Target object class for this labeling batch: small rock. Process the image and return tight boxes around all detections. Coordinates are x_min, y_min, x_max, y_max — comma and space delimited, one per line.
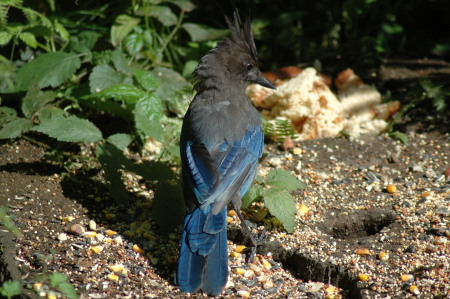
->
113, 235, 123, 245
70, 224, 85, 235
88, 220, 97, 231
96, 233, 105, 242
425, 169, 436, 178
445, 167, 450, 178
57, 233, 68, 241
309, 282, 325, 291
436, 207, 450, 215
412, 164, 424, 172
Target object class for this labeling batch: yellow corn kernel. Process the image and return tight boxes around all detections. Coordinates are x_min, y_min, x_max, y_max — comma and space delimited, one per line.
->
135, 227, 145, 235
123, 230, 135, 238
83, 231, 97, 238
386, 184, 397, 193
90, 246, 104, 254
132, 244, 144, 254
105, 213, 115, 219
143, 232, 155, 240
233, 268, 246, 275
355, 248, 370, 255
237, 290, 250, 298
261, 258, 272, 269
235, 245, 246, 253
228, 210, 237, 217
378, 252, 389, 261
105, 230, 117, 236
108, 274, 119, 282
297, 204, 309, 216
409, 285, 420, 295
400, 274, 414, 282
358, 274, 369, 281
109, 264, 124, 272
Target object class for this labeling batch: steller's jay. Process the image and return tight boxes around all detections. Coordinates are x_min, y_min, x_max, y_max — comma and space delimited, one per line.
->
176, 11, 276, 296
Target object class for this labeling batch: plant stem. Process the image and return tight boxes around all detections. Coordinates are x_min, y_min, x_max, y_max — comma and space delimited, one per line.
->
159, 9, 185, 55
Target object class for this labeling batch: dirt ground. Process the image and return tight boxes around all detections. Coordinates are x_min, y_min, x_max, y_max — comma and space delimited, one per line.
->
1, 61, 450, 299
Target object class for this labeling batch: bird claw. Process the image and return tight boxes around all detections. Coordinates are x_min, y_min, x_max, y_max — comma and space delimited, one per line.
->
243, 227, 266, 263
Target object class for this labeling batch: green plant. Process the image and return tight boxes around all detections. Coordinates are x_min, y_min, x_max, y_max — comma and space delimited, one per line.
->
262, 117, 298, 142
48, 272, 78, 299
242, 168, 305, 233
0, 280, 21, 299
0, 1, 306, 236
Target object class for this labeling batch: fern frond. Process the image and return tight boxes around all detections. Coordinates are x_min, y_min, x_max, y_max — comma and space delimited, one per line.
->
21, 6, 52, 28
263, 117, 298, 142
0, 0, 23, 27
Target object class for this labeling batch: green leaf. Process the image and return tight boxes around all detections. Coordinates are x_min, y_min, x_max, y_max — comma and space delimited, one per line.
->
0, 106, 17, 125
111, 14, 140, 47
388, 131, 408, 144
0, 206, 22, 237
78, 97, 130, 119
88, 84, 144, 104
264, 168, 305, 191
70, 31, 100, 52
18, 32, 37, 48
22, 82, 56, 118
164, 0, 196, 12
0, 31, 14, 45
134, 69, 159, 93
152, 182, 185, 235
264, 187, 297, 233
0, 279, 22, 297
49, 272, 67, 286
33, 116, 103, 143
0, 118, 33, 139
112, 50, 133, 75
106, 133, 133, 150
241, 185, 264, 209
89, 64, 126, 93
124, 33, 143, 55
182, 23, 229, 42
54, 19, 69, 41
96, 143, 130, 205
151, 67, 191, 115
38, 106, 66, 123
146, 6, 177, 26
133, 94, 164, 141
15, 52, 81, 91
49, 272, 78, 299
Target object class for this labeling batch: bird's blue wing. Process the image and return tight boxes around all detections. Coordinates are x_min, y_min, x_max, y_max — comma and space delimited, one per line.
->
182, 125, 263, 211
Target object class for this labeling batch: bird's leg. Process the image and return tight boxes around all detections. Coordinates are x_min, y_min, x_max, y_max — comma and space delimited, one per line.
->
231, 201, 266, 262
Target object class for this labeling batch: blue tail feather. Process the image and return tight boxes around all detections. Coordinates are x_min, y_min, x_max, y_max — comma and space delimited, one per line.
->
177, 207, 228, 295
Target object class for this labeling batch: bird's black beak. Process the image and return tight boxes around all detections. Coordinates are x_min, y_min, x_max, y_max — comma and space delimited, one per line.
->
252, 74, 276, 90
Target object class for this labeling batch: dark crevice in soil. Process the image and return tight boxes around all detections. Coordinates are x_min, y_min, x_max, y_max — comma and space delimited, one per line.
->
316, 208, 396, 240
229, 208, 397, 299
0, 232, 38, 299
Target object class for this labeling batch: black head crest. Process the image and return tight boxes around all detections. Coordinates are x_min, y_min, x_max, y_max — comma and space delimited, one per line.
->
225, 11, 258, 59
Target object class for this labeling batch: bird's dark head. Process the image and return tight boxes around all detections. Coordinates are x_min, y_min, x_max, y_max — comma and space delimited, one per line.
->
193, 11, 275, 92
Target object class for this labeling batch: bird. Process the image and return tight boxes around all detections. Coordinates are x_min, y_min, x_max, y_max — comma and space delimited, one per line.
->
176, 11, 276, 296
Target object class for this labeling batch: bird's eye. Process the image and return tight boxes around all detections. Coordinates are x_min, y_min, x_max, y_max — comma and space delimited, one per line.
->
246, 63, 253, 71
